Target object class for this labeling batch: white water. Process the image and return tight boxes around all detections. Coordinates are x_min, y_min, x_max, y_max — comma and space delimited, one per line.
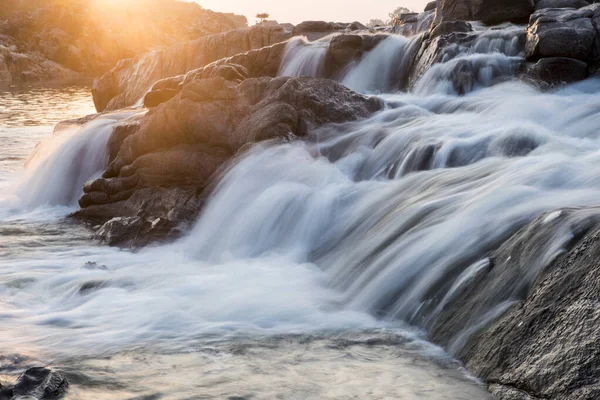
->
341, 35, 421, 93
1, 23, 598, 399
278, 36, 330, 78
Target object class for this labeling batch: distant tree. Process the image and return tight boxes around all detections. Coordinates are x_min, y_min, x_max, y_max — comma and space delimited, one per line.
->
367, 19, 385, 28
256, 13, 269, 24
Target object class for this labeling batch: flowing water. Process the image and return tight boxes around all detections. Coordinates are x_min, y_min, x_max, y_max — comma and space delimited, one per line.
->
0, 83, 492, 398
2, 25, 600, 399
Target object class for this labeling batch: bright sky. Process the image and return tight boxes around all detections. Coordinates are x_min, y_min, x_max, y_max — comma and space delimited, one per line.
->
194, 0, 431, 25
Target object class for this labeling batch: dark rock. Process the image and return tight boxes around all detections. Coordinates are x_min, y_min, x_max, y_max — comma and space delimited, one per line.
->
0, 367, 68, 399
525, 7, 599, 62
430, 21, 473, 39
527, 56, 589, 83
435, 0, 534, 25
535, 0, 590, 10
424, 207, 600, 399
425, 0, 438, 11
93, 216, 178, 248
143, 89, 179, 108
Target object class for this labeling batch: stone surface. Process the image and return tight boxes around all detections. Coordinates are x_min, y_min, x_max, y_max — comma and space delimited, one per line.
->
525, 6, 600, 62
423, 207, 600, 400
435, 0, 534, 25
0, 367, 68, 399
527, 56, 589, 83
325, 34, 389, 76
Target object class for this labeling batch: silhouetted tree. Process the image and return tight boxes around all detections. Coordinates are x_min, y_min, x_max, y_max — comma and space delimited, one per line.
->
256, 13, 269, 24
389, 6, 412, 20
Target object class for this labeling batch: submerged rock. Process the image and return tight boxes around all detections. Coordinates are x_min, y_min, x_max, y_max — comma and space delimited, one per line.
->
527, 56, 589, 83
0, 367, 68, 399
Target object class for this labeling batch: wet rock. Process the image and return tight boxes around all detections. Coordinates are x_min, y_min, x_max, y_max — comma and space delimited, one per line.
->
527, 56, 589, 83
422, 207, 600, 399
77, 76, 381, 242
0, 367, 69, 399
435, 0, 534, 26
430, 21, 473, 39
525, 7, 599, 62
93, 216, 178, 248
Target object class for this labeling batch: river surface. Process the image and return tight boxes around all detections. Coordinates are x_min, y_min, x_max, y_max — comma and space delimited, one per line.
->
0, 83, 492, 399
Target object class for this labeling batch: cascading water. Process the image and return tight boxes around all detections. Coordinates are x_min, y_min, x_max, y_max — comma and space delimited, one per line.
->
14, 111, 137, 210
341, 35, 422, 93
278, 36, 331, 78
2, 21, 599, 400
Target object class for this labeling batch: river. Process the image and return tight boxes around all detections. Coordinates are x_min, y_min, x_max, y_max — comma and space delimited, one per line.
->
0, 83, 492, 399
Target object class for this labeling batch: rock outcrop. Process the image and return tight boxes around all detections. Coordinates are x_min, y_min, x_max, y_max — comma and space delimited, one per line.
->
0, 367, 68, 399
77, 74, 381, 246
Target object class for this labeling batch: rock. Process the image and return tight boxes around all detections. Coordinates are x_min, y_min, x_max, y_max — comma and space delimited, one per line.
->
143, 89, 179, 108
423, 207, 600, 399
525, 7, 599, 62
292, 21, 365, 40
92, 24, 295, 112
0, 367, 69, 399
527, 56, 589, 83
535, 0, 590, 10
76, 75, 382, 240
430, 21, 473, 39
93, 216, 178, 248
425, 0, 438, 11
435, 0, 534, 25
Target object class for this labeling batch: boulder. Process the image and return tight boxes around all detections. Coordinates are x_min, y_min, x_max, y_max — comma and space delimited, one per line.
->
0, 367, 68, 399
77, 75, 382, 242
525, 7, 599, 61
435, 0, 534, 25
527, 56, 589, 83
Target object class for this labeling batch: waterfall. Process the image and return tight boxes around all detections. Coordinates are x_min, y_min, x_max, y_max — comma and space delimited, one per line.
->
181, 78, 600, 345
17, 111, 137, 209
341, 35, 422, 94
278, 36, 331, 78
